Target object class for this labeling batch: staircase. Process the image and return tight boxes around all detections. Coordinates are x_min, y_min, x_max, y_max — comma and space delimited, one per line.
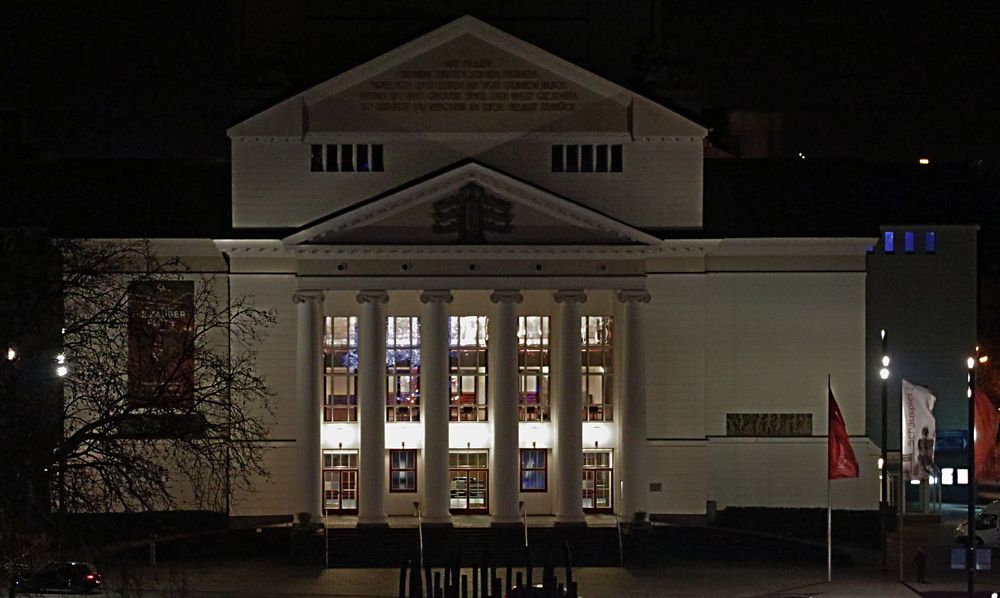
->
320, 526, 620, 568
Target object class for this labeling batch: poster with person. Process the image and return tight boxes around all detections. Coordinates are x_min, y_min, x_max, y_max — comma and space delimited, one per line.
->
902, 379, 937, 481
127, 280, 195, 407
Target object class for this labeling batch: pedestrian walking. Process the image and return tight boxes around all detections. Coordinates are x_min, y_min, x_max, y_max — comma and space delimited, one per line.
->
914, 546, 928, 583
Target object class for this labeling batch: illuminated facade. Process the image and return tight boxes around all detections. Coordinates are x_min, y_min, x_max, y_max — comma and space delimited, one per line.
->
193, 17, 878, 524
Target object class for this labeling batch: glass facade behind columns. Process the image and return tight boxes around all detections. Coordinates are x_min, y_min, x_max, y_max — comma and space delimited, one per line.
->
518, 316, 550, 421
582, 316, 613, 421
324, 317, 359, 422
386, 316, 420, 422
449, 316, 488, 421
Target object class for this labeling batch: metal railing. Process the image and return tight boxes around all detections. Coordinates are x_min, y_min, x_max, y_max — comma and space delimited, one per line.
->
413, 502, 424, 572
520, 501, 529, 549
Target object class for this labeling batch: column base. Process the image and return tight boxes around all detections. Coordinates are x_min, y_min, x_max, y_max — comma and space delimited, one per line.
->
490, 519, 523, 528
554, 519, 588, 528
421, 520, 454, 528
356, 521, 390, 529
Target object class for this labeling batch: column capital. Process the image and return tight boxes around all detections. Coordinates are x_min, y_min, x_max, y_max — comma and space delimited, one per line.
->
554, 290, 588, 304
489, 290, 523, 304
617, 289, 651, 304
420, 290, 454, 304
356, 290, 389, 305
292, 290, 325, 304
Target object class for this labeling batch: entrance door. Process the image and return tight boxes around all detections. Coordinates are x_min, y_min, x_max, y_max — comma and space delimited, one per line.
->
449, 450, 489, 513
323, 449, 359, 514
583, 450, 613, 513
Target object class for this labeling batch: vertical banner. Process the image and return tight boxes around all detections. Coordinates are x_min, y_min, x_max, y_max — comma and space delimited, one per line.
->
901, 379, 937, 481
128, 281, 195, 407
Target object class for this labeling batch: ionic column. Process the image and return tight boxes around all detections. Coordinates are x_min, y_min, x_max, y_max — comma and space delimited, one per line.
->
617, 289, 651, 520
420, 290, 453, 526
554, 290, 587, 526
293, 291, 325, 520
357, 290, 389, 526
489, 290, 523, 526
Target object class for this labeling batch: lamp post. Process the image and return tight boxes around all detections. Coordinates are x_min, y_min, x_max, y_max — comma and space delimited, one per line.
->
967, 353, 978, 597
879, 330, 890, 572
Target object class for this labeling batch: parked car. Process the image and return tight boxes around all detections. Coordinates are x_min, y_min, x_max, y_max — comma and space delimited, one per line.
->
14, 561, 103, 594
954, 501, 1000, 547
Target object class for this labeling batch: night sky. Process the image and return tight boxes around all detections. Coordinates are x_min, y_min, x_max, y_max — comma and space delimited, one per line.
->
3, 2, 999, 163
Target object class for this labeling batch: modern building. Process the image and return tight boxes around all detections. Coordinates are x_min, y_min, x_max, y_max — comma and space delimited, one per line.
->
143, 16, 879, 525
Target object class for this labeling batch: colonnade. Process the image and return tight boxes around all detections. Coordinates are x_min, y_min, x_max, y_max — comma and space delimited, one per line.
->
293, 288, 650, 526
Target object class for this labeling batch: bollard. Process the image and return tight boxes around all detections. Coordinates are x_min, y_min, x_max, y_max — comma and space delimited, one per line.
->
505, 563, 512, 595
149, 533, 157, 566
472, 566, 479, 598
490, 577, 501, 598
461, 573, 469, 598
568, 580, 578, 598
425, 566, 433, 598
516, 571, 523, 588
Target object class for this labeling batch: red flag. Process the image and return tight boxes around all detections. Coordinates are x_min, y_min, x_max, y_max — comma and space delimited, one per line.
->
829, 385, 860, 479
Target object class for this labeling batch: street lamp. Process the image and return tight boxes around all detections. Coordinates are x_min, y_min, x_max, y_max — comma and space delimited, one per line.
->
967, 353, 978, 597
879, 329, 890, 572
6, 347, 15, 361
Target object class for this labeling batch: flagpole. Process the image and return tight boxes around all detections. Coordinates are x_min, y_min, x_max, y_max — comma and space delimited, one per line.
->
827, 374, 833, 583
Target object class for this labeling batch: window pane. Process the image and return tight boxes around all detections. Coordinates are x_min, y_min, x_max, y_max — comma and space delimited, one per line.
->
566, 145, 579, 172
610, 145, 623, 172
357, 144, 370, 172
521, 470, 546, 491
925, 231, 936, 253
581, 144, 594, 172
596, 144, 608, 172
372, 144, 384, 171
341, 144, 354, 172
311, 145, 324, 172
904, 231, 915, 253
325, 144, 339, 172
884, 231, 894, 253
551, 145, 564, 172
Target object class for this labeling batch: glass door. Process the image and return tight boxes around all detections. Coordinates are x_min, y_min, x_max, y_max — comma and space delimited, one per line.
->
583, 450, 613, 513
323, 449, 359, 514
449, 450, 489, 513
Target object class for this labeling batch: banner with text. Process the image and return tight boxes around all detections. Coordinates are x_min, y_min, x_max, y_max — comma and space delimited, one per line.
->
127, 281, 195, 407
902, 378, 937, 481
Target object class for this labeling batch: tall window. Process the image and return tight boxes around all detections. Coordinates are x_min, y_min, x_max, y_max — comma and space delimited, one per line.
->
518, 316, 550, 421
324, 317, 358, 422
387, 317, 420, 422
309, 143, 385, 172
582, 316, 613, 421
520, 448, 547, 492
389, 449, 417, 492
449, 316, 488, 422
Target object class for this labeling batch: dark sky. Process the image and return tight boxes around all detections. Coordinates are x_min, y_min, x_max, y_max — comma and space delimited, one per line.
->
2, 2, 999, 162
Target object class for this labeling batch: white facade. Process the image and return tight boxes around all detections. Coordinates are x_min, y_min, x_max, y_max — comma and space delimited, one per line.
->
189, 17, 878, 521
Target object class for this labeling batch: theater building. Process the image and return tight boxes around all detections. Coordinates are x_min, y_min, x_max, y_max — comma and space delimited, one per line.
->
196, 16, 878, 525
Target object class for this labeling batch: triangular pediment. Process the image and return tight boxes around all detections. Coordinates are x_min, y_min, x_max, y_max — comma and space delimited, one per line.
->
283, 162, 662, 246
229, 16, 705, 137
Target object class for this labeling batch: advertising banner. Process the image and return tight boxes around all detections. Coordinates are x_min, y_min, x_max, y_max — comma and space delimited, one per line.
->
975, 388, 1000, 482
902, 378, 937, 481
127, 281, 195, 407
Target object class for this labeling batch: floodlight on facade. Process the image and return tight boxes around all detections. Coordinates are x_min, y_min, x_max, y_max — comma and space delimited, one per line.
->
56, 353, 66, 364
6, 347, 14, 361
56, 365, 68, 378
882, 355, 890, 367
880, 368, 890, 380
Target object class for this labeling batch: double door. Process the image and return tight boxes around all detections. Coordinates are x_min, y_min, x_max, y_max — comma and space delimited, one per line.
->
449, 450, 489, 513
323, 449, 358, 514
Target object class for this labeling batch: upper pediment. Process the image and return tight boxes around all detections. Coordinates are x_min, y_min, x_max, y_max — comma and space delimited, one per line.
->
283, 161, 662, 246
229, 16, 705, 138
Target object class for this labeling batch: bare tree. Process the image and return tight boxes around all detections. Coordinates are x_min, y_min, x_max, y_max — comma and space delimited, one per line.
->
1, 233, 275, 569
54, 238, 275, 513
